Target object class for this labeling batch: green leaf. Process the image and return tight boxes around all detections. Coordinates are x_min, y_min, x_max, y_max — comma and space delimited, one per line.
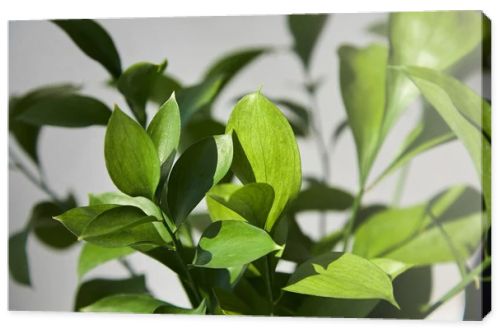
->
338, 44, 388, 186
52, 19, 122, 79
297, 297, 379, 318
177, 77, 224, 125
401, 66, 491, 221
206, 183, 244, 222
146, 93, 181, 164
117, 60, 167, 126
288, 14, 329, 69
227, 92, 301, 231
54, 204, 117, 236
180, 116, 225, 152
165, 134, 233, 226
74, 276, 148, 311
370, 258, 412, 280
30, 201, 76, 249
383, 11, 482, 137
104, 106, 160, 199
208, 183, 275, 228
81, 294, 166, 313
281, 217, 313, 263
385, 213, 483, 266
78, 243, 134, 279
290, 182, 353, 213
88, 192, 162, 220
149, 73, 182, 105
204, 48, 268, 90
9, 228, 31, 286
193, 220, 282, 268
284, 252, 397, 307
155, 299, 207, 315
14, 94, 111, 127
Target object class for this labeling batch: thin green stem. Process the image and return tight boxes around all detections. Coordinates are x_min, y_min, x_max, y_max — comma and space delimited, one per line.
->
392, 162, 411, 206
421, 257, 490, 316
342, 189, 364, 252
119, 258, 137, 277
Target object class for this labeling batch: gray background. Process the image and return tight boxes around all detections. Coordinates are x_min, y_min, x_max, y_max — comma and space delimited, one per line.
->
9, 13, 482, 319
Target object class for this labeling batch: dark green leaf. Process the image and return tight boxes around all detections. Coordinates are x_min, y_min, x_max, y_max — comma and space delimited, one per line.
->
177, 77, 224, 125
9, 228, 31, 286
180, 116, 225, 152
288, 14, 329, 69
30, 201, 76, 249
146, 93, 181, 164
193, 220, 282, 268
284, 252, 397, 307
117, 60, 167, 125
290, 182, 353, 213
338, 44, 388, 186
53, 19, 122, 79
74, 276, 148, 311
149, 73, 182, 105
154, 299, 207, 315
14, 94, 111, 127
78, 243, 134, 279
104, 106, 160, 199
227, 92, 301, 231
281, 217, 313, 263
165, 134, 233, 226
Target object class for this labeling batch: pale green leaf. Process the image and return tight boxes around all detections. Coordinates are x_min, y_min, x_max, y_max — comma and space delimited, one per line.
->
146, 93, 181, 164
206, 183, 245, 222
165, 134, 233, 226
284, 252, 397, 307
81, 294, 165, 313
78, 243, 134, 279
193, 220, 282, 268
227, 92, 301, 231
104, 106, 160, 199
370, 258, 412, 280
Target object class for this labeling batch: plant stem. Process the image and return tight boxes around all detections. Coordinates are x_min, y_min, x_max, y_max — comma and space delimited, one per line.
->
421, 257, 490, 316
392, 162, 411, 206
342, 188, 364, 252
160, 215, 201, 306
119, 258, 137, 277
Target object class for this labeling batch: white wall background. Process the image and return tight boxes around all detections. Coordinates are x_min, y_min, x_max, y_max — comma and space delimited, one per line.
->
8, 13, 482, 319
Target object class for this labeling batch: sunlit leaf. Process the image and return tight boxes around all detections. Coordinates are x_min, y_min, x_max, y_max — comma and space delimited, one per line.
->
370, 258, 412, 280
206, 183, 244, 222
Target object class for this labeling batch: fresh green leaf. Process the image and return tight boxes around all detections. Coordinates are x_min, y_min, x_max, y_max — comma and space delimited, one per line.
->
78, 243, 134, 279
74, 276, 148, 311
227, 92, 301, 231
290, 182, 353, 213
88, 192, 162, 220
209, 183, 275, 228
55, 204, 118, 236
14, 94, 111, 127
288, 14, 329, 69
53, 19, 122, 78
193, 220, 282, 268
401, 66, 491, 221
284, 252, 397, 307
117, 60, 167, 125
206, 183, 245, 222
81, 294, 165, 313
147, 93, 181, 164
338, 44, 388, 186
9, 228, 31, 286
165, 134, 233, 226
370, 258, 412, 280
104, 106, 160, 199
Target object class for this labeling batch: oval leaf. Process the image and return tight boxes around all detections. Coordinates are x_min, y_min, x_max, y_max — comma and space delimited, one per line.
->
288, 14, 329, 69
78, 243, 134, 279
193, 220, 282, 268
105, 106, 160, 199
227, 92, 301, 230
284, 252, 397, 307
165, 134, 233, 226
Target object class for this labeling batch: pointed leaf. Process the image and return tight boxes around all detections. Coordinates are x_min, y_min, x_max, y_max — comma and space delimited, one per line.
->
78, 243, 134, 279
206, 183, 244, 222
165, 134, 233, 226
338, 44, 388, 185
288, 14, 329, 69
117, 61, 167, 125
284, 252, 397, 306
227, 92, 301, 230
177, 77, 224, 125
52, 19, 122, 78
104, 106, 160, 199
88, 192, 162, 220
290, 182, 353, 213
193, 220, 282, 268
55, 204, 118, 236
146, 93, 181, 164
30, 201, 76, 249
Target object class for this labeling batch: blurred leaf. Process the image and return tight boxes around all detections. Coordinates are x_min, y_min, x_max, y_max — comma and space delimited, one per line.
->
282, 217, 313, 263
193, 220, 282, 268
14, 94, 111, 127
8, 228, 31, 286
78, 243, 134, 279
74, 276, 148, 311
104, 106, 160, 199
149, 73, 182, 105
401, 66, 491, 222
9, 122, 40, 165
117, 60, 167, 125
297, 297, 379, 318
284, 252, 397, 307
331, 119, 349, 144
165, 134, 233, 226
53, 19, 122, 79
275, 99, 310, 136
290, 182, 353, 213
177, 77, 224, 125
338, 44, 388, 186
370, 258, 412, 280
204, 48, 268, 90
227, 92, 301, 231
209, 183, 275, 228
30, 201, 76, 249
367, 20, 388, 37
383, 11, 482, 137
288, 14, 329, 69
147, 93, 181, 164
82, 294, 167, 313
